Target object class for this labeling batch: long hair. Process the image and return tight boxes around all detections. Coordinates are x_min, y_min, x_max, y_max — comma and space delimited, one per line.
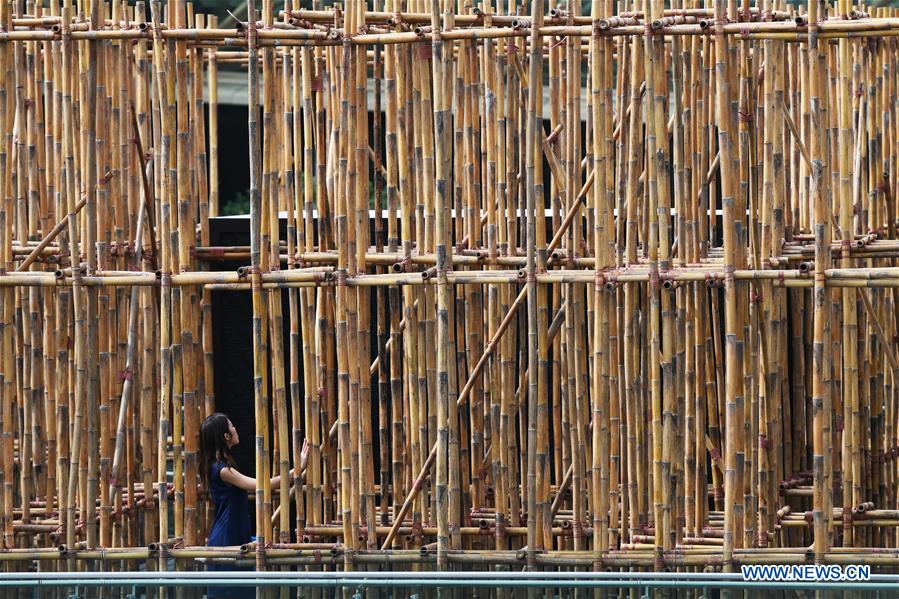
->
200, 412, 236, 487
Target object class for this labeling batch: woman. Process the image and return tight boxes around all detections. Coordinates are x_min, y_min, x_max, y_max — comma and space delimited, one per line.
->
200, 413, 307, 598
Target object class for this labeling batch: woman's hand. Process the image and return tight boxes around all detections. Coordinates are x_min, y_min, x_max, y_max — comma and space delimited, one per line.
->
300, 439, 309, 474
263, 440, 310, 489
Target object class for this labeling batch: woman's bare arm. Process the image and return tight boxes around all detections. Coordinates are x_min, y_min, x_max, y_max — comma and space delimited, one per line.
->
219, 466, 258, 492
220, 440, 309, 492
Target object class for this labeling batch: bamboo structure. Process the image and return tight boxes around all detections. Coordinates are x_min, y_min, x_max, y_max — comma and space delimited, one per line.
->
7, 0, 899, 594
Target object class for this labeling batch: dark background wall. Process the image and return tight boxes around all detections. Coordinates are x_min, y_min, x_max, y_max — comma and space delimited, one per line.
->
209, 217, 298, 480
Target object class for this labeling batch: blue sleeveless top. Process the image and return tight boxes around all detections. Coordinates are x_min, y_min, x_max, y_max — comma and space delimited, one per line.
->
206, 461, 254, 599
207, 461, 251, 547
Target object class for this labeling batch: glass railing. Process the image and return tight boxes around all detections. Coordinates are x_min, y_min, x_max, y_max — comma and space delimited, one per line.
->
1, 571, 896, 597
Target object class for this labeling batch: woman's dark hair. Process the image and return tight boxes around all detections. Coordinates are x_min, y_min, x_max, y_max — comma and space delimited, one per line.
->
200, 412, 236, 487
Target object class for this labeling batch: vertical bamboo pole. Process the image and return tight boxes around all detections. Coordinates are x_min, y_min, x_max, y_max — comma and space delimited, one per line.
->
431, 0, 453, 570
81, 0, 101, 552
0, 0, 14, 553
713, 0, 743, 571
335, 3, 356, 571
590, 0, 614, 562
643, 0, 663, 563
809, 0, 833, 563
245, 0, 268, 581
524, 0, 543, 572
623, 2, 644, 540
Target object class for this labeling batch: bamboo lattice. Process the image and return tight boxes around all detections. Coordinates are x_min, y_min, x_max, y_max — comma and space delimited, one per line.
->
2, 0, 899, 588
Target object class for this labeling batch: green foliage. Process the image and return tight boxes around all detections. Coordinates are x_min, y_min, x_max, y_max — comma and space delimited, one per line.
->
186, 0, 899, 18
190, 0, 332, 21
221, 189, 250, 216
189, 0, 242, 19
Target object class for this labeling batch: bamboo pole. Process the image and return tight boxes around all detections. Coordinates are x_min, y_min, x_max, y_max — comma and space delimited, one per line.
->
808, 0, 834, 563
430, 0, 452, 570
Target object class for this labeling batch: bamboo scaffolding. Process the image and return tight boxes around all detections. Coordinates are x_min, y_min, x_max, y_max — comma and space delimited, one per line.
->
5, 1, 899, 590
